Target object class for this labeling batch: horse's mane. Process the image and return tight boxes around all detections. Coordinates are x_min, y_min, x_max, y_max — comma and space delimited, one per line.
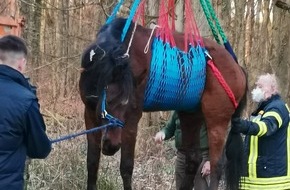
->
81, 18, 134, 105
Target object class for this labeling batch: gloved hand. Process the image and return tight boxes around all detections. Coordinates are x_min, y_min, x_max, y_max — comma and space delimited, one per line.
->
154, 131, 165, 143
231, 118, 250, 134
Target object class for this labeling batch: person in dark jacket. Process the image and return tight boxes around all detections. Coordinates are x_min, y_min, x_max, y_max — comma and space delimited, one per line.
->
232, 73, 290, 189
154, 111, 210, 190
0, 35, 52, 190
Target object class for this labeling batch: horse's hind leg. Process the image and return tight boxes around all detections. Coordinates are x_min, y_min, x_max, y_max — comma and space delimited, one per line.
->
120, 111, 142, 190
202, 99, 233, 190
178, 111, 203, 190
205, 119, 229, 190
85, 107, 102, 190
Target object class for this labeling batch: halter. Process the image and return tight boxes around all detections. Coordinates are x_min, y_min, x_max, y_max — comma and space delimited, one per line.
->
101, 88, 124, 128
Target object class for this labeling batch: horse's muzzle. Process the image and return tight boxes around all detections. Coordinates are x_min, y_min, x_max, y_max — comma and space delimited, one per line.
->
102, 138, 121, 156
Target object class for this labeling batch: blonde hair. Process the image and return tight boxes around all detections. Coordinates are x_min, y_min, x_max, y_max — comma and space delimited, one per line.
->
256, 73, 280, 99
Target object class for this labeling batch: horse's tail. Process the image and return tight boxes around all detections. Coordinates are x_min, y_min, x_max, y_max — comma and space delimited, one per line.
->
225, 67, 248, 190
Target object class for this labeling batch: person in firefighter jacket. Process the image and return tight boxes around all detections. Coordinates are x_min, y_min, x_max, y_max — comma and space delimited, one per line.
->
232, 73, 290, 190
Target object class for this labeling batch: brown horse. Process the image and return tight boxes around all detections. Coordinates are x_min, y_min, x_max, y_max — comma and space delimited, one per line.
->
79, 18, 247, 190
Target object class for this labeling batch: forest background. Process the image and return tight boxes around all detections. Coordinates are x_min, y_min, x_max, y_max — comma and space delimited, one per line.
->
1, 0, 290, 189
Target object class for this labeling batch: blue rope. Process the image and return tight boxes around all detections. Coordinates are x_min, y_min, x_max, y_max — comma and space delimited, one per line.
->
100, 90, 124, 127
51, 123, 113, 144
101, 90, 106, 115
121, 0, 141, 41
51, 89, 124, 144
106, 0, 125, 24
51, 116, 124, 144
104, 113, 125, 127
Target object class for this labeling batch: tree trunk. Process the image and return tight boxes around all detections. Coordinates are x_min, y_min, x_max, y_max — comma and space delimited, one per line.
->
175, 0, 184, 32
271, 2, 290, 100
20, 0, 42, 81
244, 0, 254, 68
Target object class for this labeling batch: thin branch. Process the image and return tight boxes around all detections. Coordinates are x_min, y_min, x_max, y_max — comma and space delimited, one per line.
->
25, 54, 81, 73
19, 0, 101, 11
99, 0, 114, 18
44, 109, 66, 129
0, 2, 9, 14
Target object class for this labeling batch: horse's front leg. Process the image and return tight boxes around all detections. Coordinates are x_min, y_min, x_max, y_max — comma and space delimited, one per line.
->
120, 131, 136, 190
179, 112, 202, 190
86, 133, 102, 190
206, 122, 228, 190
85, 107, 102, 190
120, 112, 141, 190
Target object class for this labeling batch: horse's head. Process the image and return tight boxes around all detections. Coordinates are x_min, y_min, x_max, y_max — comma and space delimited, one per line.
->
80, 19, 135, 155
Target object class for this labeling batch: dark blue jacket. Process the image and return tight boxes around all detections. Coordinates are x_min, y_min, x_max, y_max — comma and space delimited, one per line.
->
241, 94, 290, 189
0, 65, 51, 190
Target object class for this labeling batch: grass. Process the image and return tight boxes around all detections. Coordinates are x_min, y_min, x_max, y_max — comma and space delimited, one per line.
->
25, 96, 228, 190
25, 98, 176, 190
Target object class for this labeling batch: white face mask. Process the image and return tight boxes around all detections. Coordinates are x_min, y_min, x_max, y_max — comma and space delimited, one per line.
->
251, 87, 265, 103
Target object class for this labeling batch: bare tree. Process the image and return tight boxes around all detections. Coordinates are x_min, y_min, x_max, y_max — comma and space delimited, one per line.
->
19, 0, 42, 81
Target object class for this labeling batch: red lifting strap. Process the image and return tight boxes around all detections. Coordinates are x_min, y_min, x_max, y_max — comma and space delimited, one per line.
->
207, 59, 238, 109
184, 0, 204, 51
133, 0, 146, 26
169, 0, 175, 31
156, 0, 176, 47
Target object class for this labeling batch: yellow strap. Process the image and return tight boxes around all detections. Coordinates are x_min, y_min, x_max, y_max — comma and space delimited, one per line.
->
262, 111, 283, 128
288, 123, 290, 176
255, 121, 267, 137
248, 136, 258, 178
242, 183, 290, 190
242, 176, 290, 190
285, 104, 290, 176
243, 175, 290, 184
247, 117, 261, 178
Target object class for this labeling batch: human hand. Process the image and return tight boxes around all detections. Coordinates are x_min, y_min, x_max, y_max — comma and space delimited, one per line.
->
231, 118, 249, 134
154, 131, 165, 143
201, 161, 210, 177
